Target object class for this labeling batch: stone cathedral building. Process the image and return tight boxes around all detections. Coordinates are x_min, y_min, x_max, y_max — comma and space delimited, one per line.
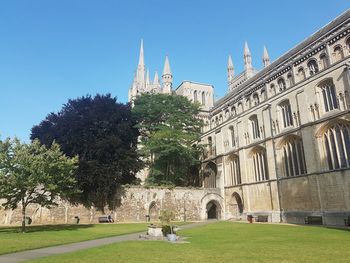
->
201, 10, 350, 225
1, 9, 350, 226
130, 9, 350, 225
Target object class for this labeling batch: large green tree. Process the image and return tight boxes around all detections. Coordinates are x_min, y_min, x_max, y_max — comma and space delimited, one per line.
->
31, 94, 142, 211
0, 138, 78, 232
132, 93, 203, 186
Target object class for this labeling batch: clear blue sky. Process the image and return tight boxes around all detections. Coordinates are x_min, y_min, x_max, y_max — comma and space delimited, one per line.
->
0, 0, 349, 141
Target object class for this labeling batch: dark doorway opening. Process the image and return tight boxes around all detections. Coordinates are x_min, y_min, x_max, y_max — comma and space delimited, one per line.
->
207, 201, 220, 219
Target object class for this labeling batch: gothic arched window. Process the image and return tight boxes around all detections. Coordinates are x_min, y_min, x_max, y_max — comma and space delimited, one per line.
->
203, 162, 217, 188
237, 102, 243, 114
279, 100, 293, 128
194, 90, 198, 102
282, 136, 307, 177
270, 84, 276, 96
229, 126, 235, 147
246, 98, 251, 109
298, 67, 306, 81
278, 78, 286, 91
225, 109, 230, 119
307, 59, 319, 75
231, 106, 236, 116
319, 79, 338, 112
323, 122, 350, 170
249, 115, 260, 139
334, 45, 344, 62
252, 147, 268, 182
228, 155, 241, 186
347, 38, 350, 54
201, 92, 205, 105
261, 89, 266, 101
253, 93, 259, 106
319, 53, 329, 70
287, 73, 294, 87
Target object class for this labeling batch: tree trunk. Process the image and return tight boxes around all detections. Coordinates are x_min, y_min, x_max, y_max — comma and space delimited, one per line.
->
21, 198, 26, 233
166, 162, 170, 182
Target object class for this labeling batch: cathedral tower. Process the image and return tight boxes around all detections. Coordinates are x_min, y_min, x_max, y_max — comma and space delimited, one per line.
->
162, 56, 173, 94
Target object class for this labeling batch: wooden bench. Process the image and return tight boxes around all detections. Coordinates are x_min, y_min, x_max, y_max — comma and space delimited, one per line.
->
344, 216, 350, 226
305, 216, 323, 225
98, 216, 110, 223
255, 215, 269, 222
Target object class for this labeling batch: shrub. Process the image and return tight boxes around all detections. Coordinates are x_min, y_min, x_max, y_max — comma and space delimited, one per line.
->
159, 210, 176, 236
161, 225, 176, 236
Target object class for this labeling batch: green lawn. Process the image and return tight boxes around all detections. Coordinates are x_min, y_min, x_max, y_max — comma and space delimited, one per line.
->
0, 223, 148, 255
31, 222, 350, 263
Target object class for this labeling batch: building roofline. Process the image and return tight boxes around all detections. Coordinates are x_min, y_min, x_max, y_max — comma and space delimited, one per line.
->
175, 80, 214, 91
215, 8, 350, 108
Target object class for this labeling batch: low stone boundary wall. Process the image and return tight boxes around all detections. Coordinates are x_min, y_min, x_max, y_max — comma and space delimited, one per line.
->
0, 186, 223, 225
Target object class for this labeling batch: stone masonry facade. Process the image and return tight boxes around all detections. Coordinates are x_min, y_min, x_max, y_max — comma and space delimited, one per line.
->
0, 187, 222, 224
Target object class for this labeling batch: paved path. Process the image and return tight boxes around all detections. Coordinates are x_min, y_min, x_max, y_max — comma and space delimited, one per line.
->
0, 221, 215, 263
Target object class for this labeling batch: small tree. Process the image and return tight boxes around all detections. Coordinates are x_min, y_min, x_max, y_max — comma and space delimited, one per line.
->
0, 138, 78, 232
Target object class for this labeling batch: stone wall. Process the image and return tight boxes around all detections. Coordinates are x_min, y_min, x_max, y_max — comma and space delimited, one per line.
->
280, 170, 350, 225
0, 186, 224, 225
224, 181, 281, 223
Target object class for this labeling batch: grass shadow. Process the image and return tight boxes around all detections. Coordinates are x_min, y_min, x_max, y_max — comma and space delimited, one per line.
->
324, 226, 350, 233
0, 224, 94, 234
281, 222, 350, 233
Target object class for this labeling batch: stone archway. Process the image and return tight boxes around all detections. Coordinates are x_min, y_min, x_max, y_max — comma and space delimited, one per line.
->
206, 200, 221, 219
149, 202, 159, 221
200, 192, 224, 220
231, 192, 244, 216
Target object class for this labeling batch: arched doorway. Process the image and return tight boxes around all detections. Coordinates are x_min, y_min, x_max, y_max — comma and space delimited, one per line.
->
203, 162, 217, 188
231, 192, 244, 216
206, 200, 221, 219
149, 202, 159, 221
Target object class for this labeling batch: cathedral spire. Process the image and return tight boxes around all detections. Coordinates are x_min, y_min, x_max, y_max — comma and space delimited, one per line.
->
153, 71, 159, 85
137, 39, 145, 86
244, 41, 250, 56
162, 55, 172, 75
227, 55, 234, 81
244, 41, 253, 77
262, 46, 270, 67
162, 55, 173, 94
138, 39, 145, 68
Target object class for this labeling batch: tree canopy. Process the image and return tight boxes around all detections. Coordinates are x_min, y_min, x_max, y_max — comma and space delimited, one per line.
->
0, 138, 78, 232
31, 94, 142, 211
132, 93, 203, 186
